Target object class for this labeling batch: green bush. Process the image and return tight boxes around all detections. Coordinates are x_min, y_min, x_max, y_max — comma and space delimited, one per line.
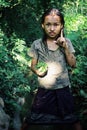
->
0, 29, 32, 115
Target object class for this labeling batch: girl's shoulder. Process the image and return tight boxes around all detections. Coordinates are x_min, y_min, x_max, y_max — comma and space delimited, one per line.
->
65, 38, 75, 53
32, 38, 43, 50
65, 38, 72, 44
33, 38, 42, 45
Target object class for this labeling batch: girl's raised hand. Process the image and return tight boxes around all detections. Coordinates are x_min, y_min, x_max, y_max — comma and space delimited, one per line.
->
55, 29, 68, 49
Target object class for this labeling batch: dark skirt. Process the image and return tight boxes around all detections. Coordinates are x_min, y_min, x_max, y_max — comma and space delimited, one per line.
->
24, 86, 78, 124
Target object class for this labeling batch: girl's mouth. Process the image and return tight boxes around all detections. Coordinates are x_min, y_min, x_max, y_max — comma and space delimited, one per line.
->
49, 32, 55, 36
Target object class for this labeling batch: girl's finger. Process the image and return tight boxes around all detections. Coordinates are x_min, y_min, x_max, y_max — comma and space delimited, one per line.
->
60, 29, 63, 38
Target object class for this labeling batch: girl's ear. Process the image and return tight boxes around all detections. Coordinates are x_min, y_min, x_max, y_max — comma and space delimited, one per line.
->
42, 24, 44, 29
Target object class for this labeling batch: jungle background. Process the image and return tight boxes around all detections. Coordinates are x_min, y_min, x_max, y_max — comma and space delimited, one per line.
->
0, 0, 87, 130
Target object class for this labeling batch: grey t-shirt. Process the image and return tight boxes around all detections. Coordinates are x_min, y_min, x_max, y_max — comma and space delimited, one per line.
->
29, 38, 75, 90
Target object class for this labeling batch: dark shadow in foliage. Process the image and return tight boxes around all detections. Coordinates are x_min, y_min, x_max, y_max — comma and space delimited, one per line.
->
0, 7, 42, 47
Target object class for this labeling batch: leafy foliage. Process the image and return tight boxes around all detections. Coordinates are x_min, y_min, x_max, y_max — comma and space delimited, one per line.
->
0, 29, 31, 115
0, 0, 87, 128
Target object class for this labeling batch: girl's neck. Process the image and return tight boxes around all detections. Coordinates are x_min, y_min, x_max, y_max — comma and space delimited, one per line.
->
46, 34, 60, 43
47, 38, 54, 43
46, 38, 59, 51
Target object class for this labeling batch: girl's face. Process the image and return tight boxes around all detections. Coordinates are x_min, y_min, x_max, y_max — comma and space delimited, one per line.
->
42, 15, 63, 39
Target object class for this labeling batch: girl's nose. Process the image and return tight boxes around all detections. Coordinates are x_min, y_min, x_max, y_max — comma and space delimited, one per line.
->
50, 25, 55, 31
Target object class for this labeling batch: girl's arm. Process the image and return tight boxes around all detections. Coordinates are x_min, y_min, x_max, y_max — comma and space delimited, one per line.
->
64, 47, 76, 67
56, 29, 76, 67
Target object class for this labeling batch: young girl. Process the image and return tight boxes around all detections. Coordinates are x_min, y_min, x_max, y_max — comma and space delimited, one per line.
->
20, 8, 82, 130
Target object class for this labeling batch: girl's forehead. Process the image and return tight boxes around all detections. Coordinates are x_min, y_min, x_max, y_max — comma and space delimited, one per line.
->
44, 15, 61, 22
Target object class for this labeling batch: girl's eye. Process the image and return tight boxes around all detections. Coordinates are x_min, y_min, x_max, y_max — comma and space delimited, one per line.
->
46, 23, 51, 26
54, 23, 60, 26
45, 23, 60, 27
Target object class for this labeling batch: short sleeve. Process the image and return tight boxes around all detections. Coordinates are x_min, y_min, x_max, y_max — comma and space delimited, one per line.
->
66, 38, 75, 53
28, 42, 38, 59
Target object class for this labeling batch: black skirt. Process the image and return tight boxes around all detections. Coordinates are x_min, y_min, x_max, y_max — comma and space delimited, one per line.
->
24, 86, 78, 124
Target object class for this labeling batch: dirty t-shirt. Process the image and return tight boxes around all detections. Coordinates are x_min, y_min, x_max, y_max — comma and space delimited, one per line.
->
29, 38, 75, 90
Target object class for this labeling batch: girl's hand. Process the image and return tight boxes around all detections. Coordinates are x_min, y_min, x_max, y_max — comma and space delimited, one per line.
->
36, 62, 48, 77
55, 29, 68, 49
36, 69, 48, 77
31, 58, 48, 77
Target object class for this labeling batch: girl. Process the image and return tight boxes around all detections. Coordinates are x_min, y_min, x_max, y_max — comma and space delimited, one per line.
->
20, 8, 82, 130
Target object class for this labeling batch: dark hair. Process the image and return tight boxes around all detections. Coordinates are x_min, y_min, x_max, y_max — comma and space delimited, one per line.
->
41, 8, 65, 26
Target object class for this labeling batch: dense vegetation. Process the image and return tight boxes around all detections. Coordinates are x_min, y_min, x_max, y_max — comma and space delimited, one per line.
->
0, 0, 87, 129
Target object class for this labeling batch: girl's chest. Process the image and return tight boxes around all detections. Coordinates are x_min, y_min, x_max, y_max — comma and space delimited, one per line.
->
48, 49, 65, 61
